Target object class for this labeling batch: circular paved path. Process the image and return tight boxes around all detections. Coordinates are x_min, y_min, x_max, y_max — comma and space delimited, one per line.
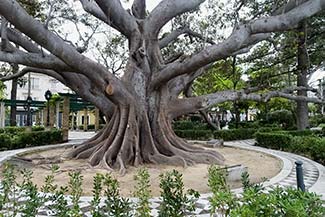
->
0, 132, 324, 216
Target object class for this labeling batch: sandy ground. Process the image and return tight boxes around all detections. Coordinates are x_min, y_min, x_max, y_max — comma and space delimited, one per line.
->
1, 145, 282, 197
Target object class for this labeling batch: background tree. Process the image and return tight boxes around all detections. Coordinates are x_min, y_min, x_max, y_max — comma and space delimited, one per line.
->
0, 0, 324, 174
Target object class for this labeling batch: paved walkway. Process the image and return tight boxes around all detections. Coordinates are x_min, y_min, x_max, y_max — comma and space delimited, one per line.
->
0, 132, 324, 216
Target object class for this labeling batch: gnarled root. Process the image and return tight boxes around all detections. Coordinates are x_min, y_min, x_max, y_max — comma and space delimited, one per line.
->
68, 105, 224, 174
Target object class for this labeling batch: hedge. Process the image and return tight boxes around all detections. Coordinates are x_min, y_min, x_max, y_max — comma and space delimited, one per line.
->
173, 120, 210, 131
214, 128, 257, 141
0, 126, 45, 134
174, 130, 213, 140
255, 132, 325, 165
0, 129, 63, 151
255, 132, 293, 150
174, 128, 259, 141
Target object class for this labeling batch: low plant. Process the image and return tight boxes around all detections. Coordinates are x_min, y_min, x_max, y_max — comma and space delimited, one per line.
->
133, 168, 151, 217
0, 163, 18, 215
102, 174, 132, 217
19, 169, 43, 216
90, 173, 104, 217
158, 169, 199, 217
208, 165, 236, 216
68, 171, 83, 217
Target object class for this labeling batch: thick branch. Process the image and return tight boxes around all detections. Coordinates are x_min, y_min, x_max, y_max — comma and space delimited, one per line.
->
0, 0, 133, 105
1, 16, 9, 51
169, 87, 324, 118
152, 0, 325, 88
132, 0, 146, 19
0, 67, 65, 84
0, 50, 71, 71
5, 28, 41, 53
94, 0, 138, 38
159, 26, 215, 49
146, 0, 204, 37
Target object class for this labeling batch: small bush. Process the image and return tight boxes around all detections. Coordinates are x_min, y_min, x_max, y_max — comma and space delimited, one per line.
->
0, 134, 11, 150
309, 138, 325, 165
172, 120, 210, 130
214, 128, 257, 141
158, 170, 199, 217
255, 132, 293, 150
0, 130, 63, 151
31, 126, 45, 131
174, 129, 213, 140
133, 168, 151, 217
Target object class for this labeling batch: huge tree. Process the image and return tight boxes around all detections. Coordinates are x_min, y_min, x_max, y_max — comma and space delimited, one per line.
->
0, 0, 324, 174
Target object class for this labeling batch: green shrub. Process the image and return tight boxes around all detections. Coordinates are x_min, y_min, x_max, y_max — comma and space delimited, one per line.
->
214, 128, 257, 141
256, 127, 282, 132
286, 130, 316, 137
174, 129, 213, 140
310, 115, 325, 127
133, 168, 151, 217
207, 165, 325, 217
309, 138, 325, 165
208, 165, 236, 216
0, 130, 63, 150
102, 174, 132, 217
0, 126, 26, 135
0, 134, 11, 150
172, 120, 210, 130
158, 170, 199, 217
228, 121, 260, 129
255, 132, 293, 150
31, 126, 45, 131
266, 109, 295, 129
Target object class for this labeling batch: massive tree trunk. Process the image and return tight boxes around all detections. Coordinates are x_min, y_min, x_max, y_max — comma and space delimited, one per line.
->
68, 39, 224, 174
296, 20, 309, 130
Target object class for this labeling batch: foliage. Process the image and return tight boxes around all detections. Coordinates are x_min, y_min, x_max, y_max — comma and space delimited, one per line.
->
90, 173, 104, 217
158, 169, 199, 217
68, 171, 83, 217
266, 110, 295, 129
19, 169, 43, 216
208, 165, 325, 217
0, 163, 325, 216
310, 115, 325, 127
133, 168, 151, 217
208, 165, 236, 216
255, 132, 293, 150
0, 129, 63, 150
102, 174, 132, 217
174, 129, 214, 140
256, 132, 325, 165
172, 120, 211, 131
214, 128, 257, 141
174, 128, 258, 141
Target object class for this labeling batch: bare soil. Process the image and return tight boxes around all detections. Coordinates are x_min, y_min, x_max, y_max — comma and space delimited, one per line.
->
1, 145, 282, 197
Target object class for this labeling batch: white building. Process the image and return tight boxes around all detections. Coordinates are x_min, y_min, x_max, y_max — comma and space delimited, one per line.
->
3, 73, 71, 126
4, 73, 71, 101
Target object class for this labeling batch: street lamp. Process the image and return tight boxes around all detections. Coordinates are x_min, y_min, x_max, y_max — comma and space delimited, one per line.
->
44, 90, 52, 127
26, 96, 32, 126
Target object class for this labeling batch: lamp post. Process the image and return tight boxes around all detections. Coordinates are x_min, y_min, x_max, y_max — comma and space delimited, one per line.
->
44, 90, 52, 127
26, 96, 32, 126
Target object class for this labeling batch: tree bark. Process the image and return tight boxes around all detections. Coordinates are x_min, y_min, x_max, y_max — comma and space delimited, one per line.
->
296, 20, 309, 130
10, 64, 19, 126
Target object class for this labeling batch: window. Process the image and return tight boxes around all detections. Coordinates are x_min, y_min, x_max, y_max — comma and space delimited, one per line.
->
31, 77, 40, 89
19, 77, 40, 89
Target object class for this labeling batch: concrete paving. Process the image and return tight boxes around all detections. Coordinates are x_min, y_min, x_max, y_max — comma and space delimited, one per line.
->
0, 131, 324, 216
